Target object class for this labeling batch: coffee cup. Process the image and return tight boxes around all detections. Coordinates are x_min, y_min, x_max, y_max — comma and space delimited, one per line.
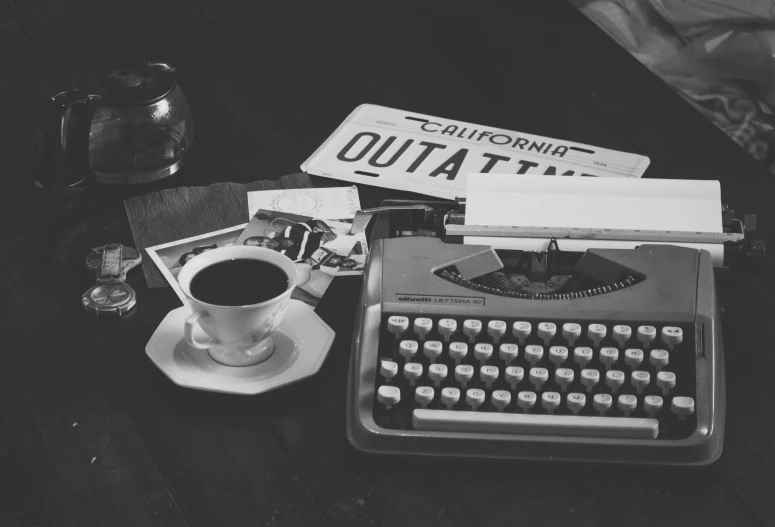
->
178, 245, 298, 366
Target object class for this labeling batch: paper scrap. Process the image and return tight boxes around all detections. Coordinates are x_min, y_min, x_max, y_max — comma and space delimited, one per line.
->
247, 186, 361, 220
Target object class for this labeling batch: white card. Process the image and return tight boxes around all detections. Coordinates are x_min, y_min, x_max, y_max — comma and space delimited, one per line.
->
247, 186, 361, 220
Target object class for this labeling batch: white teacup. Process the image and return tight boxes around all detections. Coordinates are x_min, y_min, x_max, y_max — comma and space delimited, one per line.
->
178, 246, 298, 367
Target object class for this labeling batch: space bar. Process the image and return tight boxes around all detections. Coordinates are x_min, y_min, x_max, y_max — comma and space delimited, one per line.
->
413, 410, 659, 439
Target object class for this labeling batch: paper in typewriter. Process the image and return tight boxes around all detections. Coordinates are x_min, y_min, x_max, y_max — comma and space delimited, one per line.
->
464, 174, 723, 265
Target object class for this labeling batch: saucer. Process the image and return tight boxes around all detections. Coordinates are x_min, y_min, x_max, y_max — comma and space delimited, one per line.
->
146, 300, 335, 395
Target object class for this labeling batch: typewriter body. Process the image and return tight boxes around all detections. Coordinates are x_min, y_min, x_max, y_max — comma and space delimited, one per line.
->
345, 199, 761, 466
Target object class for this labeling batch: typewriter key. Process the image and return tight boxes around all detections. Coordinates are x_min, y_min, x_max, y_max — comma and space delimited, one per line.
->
606, 370, 625, 394
542, 392, 561, 414
441, 387, 461, 409
593, 393, 613, 416
671, 396, 695, 419
644, 395, 663, 417
562, 323, 582, 346
474, 343, 493, 366
618, 394, 637, 417
580, 369, 600, 393
499, 343, 518, 365
649, 349, 669, 372
613, 325, 632, 347
488, 320, 507, 343
567, 393, 587, 415
637, 326, 656, 348
466, 389, 485, 411
492, 390, 512, 412
377, 386, 401, 410
517, 391, 537, 413
463, 319, 482, 342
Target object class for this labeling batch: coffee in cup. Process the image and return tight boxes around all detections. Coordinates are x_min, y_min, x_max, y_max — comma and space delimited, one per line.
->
178, 246, 298, 366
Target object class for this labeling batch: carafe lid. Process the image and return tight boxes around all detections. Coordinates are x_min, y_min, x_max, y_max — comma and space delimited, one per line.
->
75, 63, 177, 107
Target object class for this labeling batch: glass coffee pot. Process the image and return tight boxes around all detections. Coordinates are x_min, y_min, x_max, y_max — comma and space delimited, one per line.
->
31, 62, 194, 194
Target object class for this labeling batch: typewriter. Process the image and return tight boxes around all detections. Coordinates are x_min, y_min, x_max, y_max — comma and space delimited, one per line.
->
346, 198, 762, 466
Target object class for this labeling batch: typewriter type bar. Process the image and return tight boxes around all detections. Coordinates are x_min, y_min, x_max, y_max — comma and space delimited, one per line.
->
413, 410, 659, 439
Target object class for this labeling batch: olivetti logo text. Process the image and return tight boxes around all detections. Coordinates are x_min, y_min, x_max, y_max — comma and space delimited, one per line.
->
396, 294, 485, 306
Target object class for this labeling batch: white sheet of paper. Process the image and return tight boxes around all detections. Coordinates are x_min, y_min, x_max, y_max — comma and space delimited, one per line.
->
464, 174, 723, 264
247, 186, 361, 220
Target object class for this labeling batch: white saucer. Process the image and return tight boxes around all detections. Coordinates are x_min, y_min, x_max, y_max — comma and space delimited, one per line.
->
146, 300, 335, 395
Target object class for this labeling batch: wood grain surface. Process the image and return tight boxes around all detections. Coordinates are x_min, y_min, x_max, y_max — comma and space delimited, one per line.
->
0, 1, 773, 526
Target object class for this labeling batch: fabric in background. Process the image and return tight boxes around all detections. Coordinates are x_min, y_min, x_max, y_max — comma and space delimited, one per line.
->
572, 0, 775, 173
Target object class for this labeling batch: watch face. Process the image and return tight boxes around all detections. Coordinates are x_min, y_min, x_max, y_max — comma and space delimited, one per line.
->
82, 283, 136, 315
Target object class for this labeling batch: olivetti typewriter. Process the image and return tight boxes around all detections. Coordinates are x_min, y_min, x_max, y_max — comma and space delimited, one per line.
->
346, 196, 763, 466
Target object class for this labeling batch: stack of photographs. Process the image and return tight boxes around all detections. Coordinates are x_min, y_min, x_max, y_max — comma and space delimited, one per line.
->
146, 187, 365, 310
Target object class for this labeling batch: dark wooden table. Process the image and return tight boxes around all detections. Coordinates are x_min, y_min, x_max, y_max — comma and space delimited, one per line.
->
2, 1, 775, 526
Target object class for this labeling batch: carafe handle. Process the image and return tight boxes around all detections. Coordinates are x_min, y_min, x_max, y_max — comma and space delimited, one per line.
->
31, 90, 101, 195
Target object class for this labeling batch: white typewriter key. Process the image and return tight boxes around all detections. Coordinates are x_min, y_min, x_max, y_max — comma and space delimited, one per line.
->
492, 390, 512, 412
480, 365, 500, 389
380, 361, 399, 381
613, 325, 632, 347
428, 364, 449, 388
574, 347, 593, 368
474, 343, 494, 366
388, 316, 409, 338
661, 326, 683, 350
404, 363, 423, 387
415, 386, 435, 408
624, 348, 644, 370
505, 366, 525, 390
487, 320, 507, 343
605, 370, 625, 394
517, 391, 537, 413
562, 323, 582, 346
537, 322, 557, 345
441, 387, 461, 409
438, 318, 458, 342
631, 371, 651, 394
644, 395, 663, 418
649, 349, 670, 372
671, 396, 695, 419
423, 341, 443, 363
499, 343, 519, 365
555, 368, 574, 392
566, 393, 587, 415
587, 324, 607, 347
525, 345, 544, 366
466, 389, 486, 411
529, 367, 549, 392
637, 326, 656, 348
377, 385, 401, 410
549, 346, 569, 367
455, 365, 474, 389
512, 321, 532, 345
541, 392, 561, 414
399, 340, 419, 361
617, 394, 637, 417
599, 347, 619, 370
448, 342, 469, 364
656, 371, 677, 396
413, 317, 433, 341
463, 319, 483, 343
593, 393, 613, 416
580, 369, 600, 393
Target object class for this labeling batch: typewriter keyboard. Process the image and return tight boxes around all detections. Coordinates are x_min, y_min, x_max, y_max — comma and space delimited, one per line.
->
373, 316, 697, 440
